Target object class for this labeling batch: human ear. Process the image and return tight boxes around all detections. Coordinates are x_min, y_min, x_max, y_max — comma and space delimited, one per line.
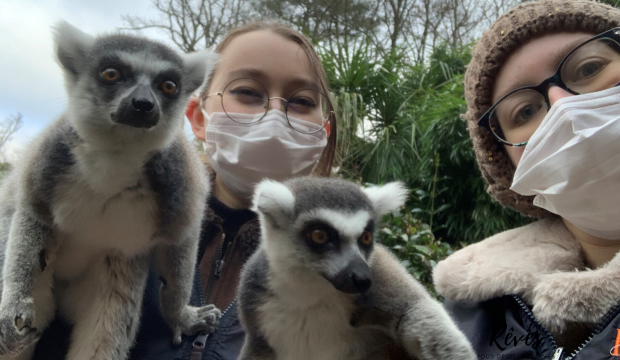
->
186, 97, 206, 142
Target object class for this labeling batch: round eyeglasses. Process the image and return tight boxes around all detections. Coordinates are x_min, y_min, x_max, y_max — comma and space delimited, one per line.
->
206, 78, 333, 134
478, 28, 620, 147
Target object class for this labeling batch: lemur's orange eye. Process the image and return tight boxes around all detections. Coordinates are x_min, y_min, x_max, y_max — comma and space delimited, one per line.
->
359, 231, 373, 245
101, 68, 121, 82
161, 80, 178, 95
306, 230, 329, 244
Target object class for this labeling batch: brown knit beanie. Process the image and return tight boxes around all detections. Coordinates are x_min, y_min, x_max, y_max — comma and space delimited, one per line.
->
465, 0, 620, 218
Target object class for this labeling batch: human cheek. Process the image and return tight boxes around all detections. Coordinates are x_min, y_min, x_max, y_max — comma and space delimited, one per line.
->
504, 144, 525, 167
204, 95, 225, 117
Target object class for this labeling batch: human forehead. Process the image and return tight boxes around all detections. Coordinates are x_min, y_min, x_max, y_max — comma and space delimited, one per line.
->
492, 32, 595, 103
213, 30, 317, 91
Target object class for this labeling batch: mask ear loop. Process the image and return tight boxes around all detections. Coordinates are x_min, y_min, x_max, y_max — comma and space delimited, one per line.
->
199, 97, 212, 122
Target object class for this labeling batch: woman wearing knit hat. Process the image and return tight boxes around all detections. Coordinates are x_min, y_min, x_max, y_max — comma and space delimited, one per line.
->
433, 0, 620, 358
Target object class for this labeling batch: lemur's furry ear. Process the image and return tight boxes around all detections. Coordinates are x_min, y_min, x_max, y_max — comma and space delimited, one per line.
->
252, 179, 295, 229
362, 182, 408, 216
183, 49, 219, 95
53, 21, 95, 79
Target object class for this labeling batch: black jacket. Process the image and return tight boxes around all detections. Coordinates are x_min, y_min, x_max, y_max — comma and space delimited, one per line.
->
129, 196, 257, 360
445, 295, 620, 360
128, 267, 245, 360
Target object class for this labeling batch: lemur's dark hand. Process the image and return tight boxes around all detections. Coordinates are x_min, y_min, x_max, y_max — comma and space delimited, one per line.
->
168, 304, 221, 345
0, 297, 41, 355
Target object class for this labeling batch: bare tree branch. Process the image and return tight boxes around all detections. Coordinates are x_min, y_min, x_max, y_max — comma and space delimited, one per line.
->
125, 0, 520, 63
121, 0, 252, 53
0, 113, 23, 158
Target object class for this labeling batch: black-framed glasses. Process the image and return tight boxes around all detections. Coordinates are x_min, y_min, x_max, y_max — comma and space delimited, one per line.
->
206, 78, 333, 134
478, 27, 620, 147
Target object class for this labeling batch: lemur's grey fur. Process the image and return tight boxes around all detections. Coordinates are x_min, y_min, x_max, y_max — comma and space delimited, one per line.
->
237, 178, 476, 360
0, 22, 220, 360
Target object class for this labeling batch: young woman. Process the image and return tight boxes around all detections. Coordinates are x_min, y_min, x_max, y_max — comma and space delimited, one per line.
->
32, 22, 335, 360
433, 0, 620, 358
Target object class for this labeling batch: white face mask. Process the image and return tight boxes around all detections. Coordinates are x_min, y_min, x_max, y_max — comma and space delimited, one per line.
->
510, 85, 620, 239
201, 107, 328, 199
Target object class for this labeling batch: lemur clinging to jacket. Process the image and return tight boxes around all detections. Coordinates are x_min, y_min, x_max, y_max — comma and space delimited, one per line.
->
0, 22, 220, 360
237, 177, 476, 360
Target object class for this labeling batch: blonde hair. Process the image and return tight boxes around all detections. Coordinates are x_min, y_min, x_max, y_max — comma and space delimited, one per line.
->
199, 22, 336, 177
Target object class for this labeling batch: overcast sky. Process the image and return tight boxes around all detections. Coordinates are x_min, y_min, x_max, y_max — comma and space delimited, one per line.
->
0, 0, 193, 162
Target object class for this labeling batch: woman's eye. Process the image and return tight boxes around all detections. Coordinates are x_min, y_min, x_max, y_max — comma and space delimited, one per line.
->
291, 97, 315, 107
289, 97, 316, 113
101, 68, 121, 83
510, 102, 542, 126
564, 58, 609, 84
230, 87, 263, 98
577, 61, 604, 79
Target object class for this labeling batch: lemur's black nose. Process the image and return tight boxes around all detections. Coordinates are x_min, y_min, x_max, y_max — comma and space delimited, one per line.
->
351, 273, 371, 293
115, 84, 160, 129
327, 258, 372, 294
131, 85, 155, 112
132, 98, 155, 112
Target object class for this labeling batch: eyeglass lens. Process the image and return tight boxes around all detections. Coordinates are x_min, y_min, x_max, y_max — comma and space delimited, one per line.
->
221, 78, 330, 133
489, 37, 620, 145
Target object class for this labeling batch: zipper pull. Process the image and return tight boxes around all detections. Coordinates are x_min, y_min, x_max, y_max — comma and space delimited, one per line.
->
214, 259, 225, 278
552, 347, 564, 360
191, 332, 209, 360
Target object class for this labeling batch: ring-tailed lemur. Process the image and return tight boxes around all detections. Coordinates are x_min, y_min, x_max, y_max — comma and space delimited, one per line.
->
237, 178, 476, 360
0, 22, 220, 360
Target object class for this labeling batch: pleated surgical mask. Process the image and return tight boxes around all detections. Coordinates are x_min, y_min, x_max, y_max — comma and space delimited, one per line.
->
510, 85, 620, 239
202, 108, 328, 199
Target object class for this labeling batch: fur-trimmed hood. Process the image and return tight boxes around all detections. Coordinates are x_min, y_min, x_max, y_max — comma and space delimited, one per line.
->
434, 217, 620, 337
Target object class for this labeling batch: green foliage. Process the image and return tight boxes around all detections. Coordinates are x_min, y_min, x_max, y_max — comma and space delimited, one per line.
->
600, 0, 620, 8
412, 71, 533, 244
323, 41, 533, 249
376, 209, 456, 299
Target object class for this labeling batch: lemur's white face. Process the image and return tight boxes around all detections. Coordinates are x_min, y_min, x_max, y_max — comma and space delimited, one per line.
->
252, 178, 408, 294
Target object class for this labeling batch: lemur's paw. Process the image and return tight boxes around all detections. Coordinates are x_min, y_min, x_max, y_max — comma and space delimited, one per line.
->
169, 305, 221, 345
0, 298, 40, 355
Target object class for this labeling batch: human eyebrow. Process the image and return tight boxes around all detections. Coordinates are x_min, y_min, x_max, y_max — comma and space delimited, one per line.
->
225, 68, 268, 82
286, 76, 321, 94
282, 76, 323, 97
494, 77, 531, 102
550, 36, 594, 70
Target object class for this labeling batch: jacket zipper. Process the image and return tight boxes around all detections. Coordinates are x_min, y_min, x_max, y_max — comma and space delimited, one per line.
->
513, 295, 620, 360
204, 233, 227, 302
552, 348, 564, 360
191, 230, 237, 360
512, 295, 558, 357
563, 301, 620, 359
